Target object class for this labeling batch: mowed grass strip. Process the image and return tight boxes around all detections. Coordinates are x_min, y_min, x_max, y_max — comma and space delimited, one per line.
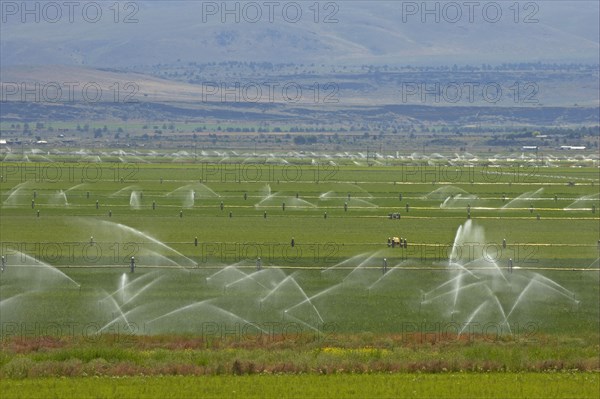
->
1, 373, 598, 399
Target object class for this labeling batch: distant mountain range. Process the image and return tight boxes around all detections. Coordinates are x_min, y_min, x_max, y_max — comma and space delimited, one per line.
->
1, 1, 598, 68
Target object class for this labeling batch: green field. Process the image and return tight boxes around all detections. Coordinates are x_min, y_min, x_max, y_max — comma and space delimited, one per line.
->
1, 373, 599, 399
1, 156, 598, 396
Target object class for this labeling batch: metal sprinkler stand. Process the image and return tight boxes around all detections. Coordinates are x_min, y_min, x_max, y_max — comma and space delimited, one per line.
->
130, 256, 135, 273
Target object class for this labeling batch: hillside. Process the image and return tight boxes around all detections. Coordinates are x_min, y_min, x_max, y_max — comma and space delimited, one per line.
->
1, 1, 598, 68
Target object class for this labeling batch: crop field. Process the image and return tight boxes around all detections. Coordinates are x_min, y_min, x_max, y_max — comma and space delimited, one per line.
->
0, 152, 598, 397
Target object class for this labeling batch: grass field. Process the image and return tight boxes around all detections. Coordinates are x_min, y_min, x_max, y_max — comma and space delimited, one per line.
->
1, 373, 599, 399
1, 154, 598, 396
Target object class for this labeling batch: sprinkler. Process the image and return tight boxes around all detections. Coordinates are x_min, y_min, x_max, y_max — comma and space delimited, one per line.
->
399, 193, 402, 201
108, 210, 112, 217
502, 239, 506, 249
180, 210, 183, 218
194, 237, 198, 247
282, 202, 285, 211
33, 190, 37, 199
291, 238, 295, 248
264, 211, 267, 219
229, 211, 232, 218
406, 203, 409, 212
296, 193, 299, 199
87, 191, 90, 199
256, 257, 262, 271
344, 202, 348, 212
382, 258, 388, 274
130, 256, 135, 273
508, 258, 513, 273
152, 201, 156, 210
1, 256, 5, 272
324, 212, 327, 219
31, 199, 35, 209
90, 236, 94, 245
96, 200, 99, 209
36, 210, 40, 218
220, 201, 224, 211
244, 193, 247, 200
